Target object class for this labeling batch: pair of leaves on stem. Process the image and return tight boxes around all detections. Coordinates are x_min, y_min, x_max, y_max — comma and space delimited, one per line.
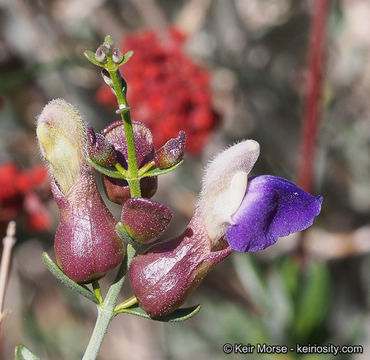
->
88, 157, 184, 180
42, 252, 201, 322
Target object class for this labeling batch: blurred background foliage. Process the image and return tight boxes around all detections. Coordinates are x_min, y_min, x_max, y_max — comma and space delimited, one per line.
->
1, 0, 370, 359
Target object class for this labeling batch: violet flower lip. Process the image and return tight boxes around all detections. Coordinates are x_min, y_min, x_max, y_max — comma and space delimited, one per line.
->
226, 175, 323, 252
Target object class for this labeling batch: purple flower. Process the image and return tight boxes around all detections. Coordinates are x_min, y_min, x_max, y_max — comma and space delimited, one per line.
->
130, 140, 322, 317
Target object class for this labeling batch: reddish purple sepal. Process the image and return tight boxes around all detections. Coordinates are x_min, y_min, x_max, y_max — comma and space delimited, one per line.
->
129, 212, 232, 317
52, 172, 125, 283
103, 177, 158, 204
87, 126, 116, 167
154, 131, 186, 168
121, 198, 172, 244
226, 175, 323, 252
102, 120, 157, 203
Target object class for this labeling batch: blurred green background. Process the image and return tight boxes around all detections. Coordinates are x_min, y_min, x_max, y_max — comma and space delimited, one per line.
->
1, 0, 370, 359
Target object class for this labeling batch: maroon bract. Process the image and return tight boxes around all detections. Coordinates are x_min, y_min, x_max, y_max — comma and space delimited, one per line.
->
102, 121, 158, 203
129, 210, 232, 317
121, 198, 172, 244
87, 127, 116, 167
154, 131, 186, 169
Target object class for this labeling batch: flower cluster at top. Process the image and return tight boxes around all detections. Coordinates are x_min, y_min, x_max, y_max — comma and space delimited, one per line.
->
96, 28, 219, 155
0, 163, 50, 233
36, 36, 323, 319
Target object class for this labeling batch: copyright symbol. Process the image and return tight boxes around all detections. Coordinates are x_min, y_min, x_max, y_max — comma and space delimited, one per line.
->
223, 343, 233, 354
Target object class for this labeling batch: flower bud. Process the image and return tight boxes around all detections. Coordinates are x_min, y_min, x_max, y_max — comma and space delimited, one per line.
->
154, 131, 186, 169
87, 126, 116, 167
121, 198, 172, 244
95, 47, 106, 63
102, 120, 158, 204
112, 48, 124, 64
36, 99, 125, 283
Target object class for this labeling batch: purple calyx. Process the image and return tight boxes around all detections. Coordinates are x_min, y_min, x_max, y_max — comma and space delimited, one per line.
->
121, 198, 173, 244
52, 170, 125, 283
101, 121, 158, 203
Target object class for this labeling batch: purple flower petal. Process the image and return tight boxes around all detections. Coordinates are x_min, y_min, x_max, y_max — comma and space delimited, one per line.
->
226, 175, 323, 252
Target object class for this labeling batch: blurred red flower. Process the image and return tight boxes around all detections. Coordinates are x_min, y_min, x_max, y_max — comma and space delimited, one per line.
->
0, 163, 51, 233
96, 28, 220, 155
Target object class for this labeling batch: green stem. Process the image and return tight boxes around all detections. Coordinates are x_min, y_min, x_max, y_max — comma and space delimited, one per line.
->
82, 245, 136, 360
108, 61, 141, 198
82, 45, 142, 360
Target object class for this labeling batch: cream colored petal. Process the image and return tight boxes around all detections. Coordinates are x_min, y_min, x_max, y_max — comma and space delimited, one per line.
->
197, 139, 260, 245
36, 99, 87, 194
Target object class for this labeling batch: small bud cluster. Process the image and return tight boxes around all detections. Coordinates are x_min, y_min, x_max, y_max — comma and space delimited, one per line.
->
96, 28, 220, 154
94, 35, 125, 65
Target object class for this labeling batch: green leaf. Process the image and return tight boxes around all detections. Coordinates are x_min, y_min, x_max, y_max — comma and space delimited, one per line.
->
121, 50, 134, 65
293, 261, 330, 340
87, 158, 127, 179
14, 345, 40, 360
281, 257, 300, 296
83, 50, 105, 68
141, 160, 184, 178
42, 252, 98, 304
116, 303, 201, 322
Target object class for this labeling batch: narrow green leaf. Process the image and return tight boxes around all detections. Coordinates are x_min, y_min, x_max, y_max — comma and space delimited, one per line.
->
87, 158, 127, 179
83, 50, 105, 68
42, 252, 98, 304
121, 50, 134, 65
14, 345, 40, 360
117, 303, 201, 322
293, 262, 330, 339
141, 160, 184, 178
